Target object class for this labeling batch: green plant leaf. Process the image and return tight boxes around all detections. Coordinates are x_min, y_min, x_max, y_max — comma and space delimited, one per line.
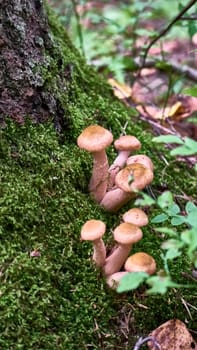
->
117, 272, 148, 293
170, 144, 197, 156
134, 192, 156, 206
183, 86, 197, 97
155, 227, 178, 237
184, 137, 197, 153
181, 228, 197, 254
165, 203, 180, 216
152, 135, 184, 144
146, 275, 180, 294
185, 201, 197, 214
165, 248, 182, 260
151, 213, 169, 223
157, 191, 174, 209
186, 209, 197, 227
171, 215, 186, 226
162, 239, 184, 251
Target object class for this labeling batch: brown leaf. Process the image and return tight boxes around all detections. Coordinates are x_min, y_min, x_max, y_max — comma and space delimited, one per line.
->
148, 319, 197, 350
108, 78, 132, 99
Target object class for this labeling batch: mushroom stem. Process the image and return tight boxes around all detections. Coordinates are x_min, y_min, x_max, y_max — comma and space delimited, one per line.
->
103, 244, 132, 276
108, 150, 130, 190
80, 219, 106, 268
92, 238, 106, 267
100, 187, 136, 212
108, 134, 141, 190
89, 150, 109, 203
104, 223, 143, 275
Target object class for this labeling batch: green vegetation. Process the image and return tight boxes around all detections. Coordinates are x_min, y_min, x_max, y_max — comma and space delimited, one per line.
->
0, 4, 197, 350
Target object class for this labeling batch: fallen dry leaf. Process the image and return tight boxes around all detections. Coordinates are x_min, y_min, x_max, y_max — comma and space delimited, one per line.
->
148, 319, 197, 350
108, 78, 132, 99
136, 102, 184, 120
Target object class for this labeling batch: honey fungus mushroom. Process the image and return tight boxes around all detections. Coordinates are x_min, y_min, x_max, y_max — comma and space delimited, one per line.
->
108, 135, 141, 189
101, 163, 154, 212
126, 154, 154, 171
124, 252, 156, 275
80, 219, 106, 267
77, 125, 113, 203
122, 208, 149, 227
103, 223, 143, 276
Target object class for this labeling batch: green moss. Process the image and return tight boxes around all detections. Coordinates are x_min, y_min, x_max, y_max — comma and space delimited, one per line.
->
0, 5, 196, 350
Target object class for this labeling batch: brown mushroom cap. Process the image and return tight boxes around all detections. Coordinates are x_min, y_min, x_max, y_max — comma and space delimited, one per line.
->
81, 219, 106, 241
114, 135, 141, 151
77, 125, 113, 152
126, 154, 154, 171
115, 163, 154, 193
122, 208, 149, 227
124, 252, 156, 275
113, 222, 143, 245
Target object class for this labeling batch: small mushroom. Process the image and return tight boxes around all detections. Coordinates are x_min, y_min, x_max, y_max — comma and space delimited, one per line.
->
106, 271, 128, 289
116, 163, 154, 193
77, 125, 113, 203
103, 223, 143, 276
101, 163, 153, 212
124, 252, 156, 275
80, 219, 106, 267
126, 154, 154, 171
122, 208, 149, 227
108, 135, 141, 189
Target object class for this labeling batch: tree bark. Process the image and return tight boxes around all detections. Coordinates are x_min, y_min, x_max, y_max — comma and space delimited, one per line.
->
0, 0, 70, 130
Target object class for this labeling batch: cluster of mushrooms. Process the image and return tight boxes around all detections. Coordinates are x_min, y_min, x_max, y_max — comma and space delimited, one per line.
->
78, 125, 156, 289
80, 209, 156, 289
77, 124, 154, 212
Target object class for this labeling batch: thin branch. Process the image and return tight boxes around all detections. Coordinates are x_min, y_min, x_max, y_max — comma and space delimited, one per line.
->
134, 57, 197, 82
141, 0, 197, 68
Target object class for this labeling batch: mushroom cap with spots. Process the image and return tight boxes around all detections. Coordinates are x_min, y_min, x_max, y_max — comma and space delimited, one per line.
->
115, 163, 154, 193
122, 208, 149, 227
80, 219, 106, 241
114, 135, 141, 152
77, 125, 113, 152
113, 222, 143, 245
124, 252, 156, 275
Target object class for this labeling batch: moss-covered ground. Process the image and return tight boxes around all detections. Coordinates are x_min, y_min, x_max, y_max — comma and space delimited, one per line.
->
0, 6, 196, 350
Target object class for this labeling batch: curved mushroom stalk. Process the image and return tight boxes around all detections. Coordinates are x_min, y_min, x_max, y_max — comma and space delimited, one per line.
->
103, 223, 143, 276
92, 238, 106, 267
108, 135, 141, 190
77, 125, 113, 203
89, 149, 109, 202
80, 219, 106, 267
104, 244, 131, 276
100, 187, 136, 213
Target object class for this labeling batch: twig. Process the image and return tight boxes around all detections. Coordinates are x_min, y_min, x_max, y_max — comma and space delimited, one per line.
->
133, 336, 161, 350
137, 113, 182, 137
141, 0, 197, 68
134, 57, 197, 82
181, 298, 193, 320
181, 15, 197, 20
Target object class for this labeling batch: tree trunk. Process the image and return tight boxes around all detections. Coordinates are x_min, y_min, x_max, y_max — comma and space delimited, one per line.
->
0, 0, 76, 131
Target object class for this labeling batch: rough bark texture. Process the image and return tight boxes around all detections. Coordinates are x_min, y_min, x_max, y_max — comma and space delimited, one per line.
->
0, 0, 67, 128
